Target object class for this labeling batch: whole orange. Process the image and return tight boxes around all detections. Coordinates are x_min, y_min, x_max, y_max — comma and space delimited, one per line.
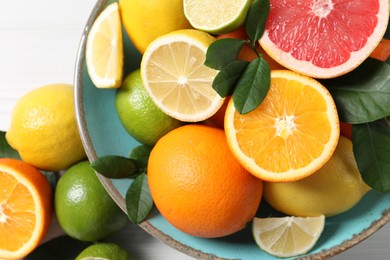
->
147, 124, 263, 238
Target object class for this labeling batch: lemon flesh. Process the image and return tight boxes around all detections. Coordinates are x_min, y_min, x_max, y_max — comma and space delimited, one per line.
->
252, 215, 325, 258
141, 29, 224, 122
86, 2, 123, 88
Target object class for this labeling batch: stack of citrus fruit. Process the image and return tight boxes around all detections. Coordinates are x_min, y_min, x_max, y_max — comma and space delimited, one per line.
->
87, 0, 388, 258
2, 0, 389, 258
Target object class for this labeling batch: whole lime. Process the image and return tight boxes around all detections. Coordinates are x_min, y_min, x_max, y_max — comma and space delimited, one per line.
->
76, 243, 133, 260
55, 161, 128, 242
115, 69, 182, 146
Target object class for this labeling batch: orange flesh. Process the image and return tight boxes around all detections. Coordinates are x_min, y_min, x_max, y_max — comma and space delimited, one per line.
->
0, 171, 36, 251
233, 77, 332, 173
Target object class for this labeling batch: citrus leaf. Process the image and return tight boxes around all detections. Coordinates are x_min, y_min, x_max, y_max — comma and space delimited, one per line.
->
326, 58, 390, 124
91, 155, 139, 179
0, 131, 20, 159
125, 172, 153, 223
352, 119, 390, 192
26, 235, 92, 260
205, 38, 245, 70
246, 0, 270, 42
212, 60, 250, 97
128, 144, 152, 169
233, 57, 270, 114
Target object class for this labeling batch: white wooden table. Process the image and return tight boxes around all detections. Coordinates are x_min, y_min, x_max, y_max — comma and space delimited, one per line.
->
0, 1, 389, 259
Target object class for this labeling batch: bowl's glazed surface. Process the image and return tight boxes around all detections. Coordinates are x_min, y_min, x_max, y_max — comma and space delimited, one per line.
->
74, 1, 390, 259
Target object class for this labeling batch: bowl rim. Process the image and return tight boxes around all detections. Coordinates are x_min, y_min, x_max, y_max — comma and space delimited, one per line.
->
73, 0, 390, 259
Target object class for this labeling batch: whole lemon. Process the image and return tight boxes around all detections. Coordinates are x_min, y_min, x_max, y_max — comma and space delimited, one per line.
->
119, 0, 192, 54
115, 70, 182, 146
55, 161, 129, 242
6, 84, 86, 171
263, 135, 371, 217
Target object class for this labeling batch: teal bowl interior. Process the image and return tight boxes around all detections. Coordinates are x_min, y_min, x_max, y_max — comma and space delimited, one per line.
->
74, 1, 390, 259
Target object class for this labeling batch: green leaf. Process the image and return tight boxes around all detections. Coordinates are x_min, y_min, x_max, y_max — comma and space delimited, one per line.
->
128, 144, 152, 170
233, 57, 271, 114
91, 155, 139, 179
246, 0, 270, 42
0, 131, 20, 159
352, 119, 390, 192
212, 60, 250, 97
326, 58, 390, 124
125, 172, 153, 224
26, 235, 92, 260
205, 38, 245, 70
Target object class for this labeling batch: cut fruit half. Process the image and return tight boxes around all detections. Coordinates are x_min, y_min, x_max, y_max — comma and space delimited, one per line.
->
0, 158, 52, 259
259, 0, 389, 78
141, 29, 224, 122
86, 2, 123, 88
225, 70, 340, 182
183, 0, 252, 34
252, 215, 325, 258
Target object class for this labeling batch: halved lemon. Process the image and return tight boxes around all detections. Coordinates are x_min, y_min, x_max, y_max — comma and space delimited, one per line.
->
86, 2, 123, 88
141, 29, 224, 122
252, 215, 325, 258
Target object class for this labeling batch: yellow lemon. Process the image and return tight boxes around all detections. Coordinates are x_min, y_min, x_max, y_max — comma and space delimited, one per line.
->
6, 84, 86, 171
119, 0, 193, 54
141, 29, 224, 122
263, 135, 371, 217
252, 215, 325, 258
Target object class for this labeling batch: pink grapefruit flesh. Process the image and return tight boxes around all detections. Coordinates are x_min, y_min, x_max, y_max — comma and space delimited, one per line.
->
259, 0, 389, 79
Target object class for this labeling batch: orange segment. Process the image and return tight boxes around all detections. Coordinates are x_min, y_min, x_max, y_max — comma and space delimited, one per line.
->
225, 70, 340, 182
0, 158, 52, 259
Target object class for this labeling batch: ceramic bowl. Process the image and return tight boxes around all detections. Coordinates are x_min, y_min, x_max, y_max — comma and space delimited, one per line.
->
74, 0, 390, 259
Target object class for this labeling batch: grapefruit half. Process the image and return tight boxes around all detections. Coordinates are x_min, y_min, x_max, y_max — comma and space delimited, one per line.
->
259, 0, 389, 79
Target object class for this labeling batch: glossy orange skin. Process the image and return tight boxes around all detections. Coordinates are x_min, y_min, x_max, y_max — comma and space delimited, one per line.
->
147, 124, 263, 238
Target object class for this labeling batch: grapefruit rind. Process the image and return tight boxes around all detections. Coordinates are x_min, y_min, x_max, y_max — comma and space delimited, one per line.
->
259, 0, 390, 79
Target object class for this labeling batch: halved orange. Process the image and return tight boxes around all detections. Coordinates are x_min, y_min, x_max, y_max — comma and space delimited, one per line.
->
0, 158, 52, 259
225, 70, 340, 182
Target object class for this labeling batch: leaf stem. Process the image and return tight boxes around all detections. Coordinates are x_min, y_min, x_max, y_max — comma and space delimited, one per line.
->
246, 40, 261, 59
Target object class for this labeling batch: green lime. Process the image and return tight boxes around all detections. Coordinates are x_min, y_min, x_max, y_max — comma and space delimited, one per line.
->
183, 0, 252, 34
76, 243, 133, 260
55, 161, 128, 242
115, 69, 182, 146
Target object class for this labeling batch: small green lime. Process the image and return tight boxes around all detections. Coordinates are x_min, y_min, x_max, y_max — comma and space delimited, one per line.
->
115, 69, 182, 146
55, 161, 128, 242
76, 243, 133, 260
